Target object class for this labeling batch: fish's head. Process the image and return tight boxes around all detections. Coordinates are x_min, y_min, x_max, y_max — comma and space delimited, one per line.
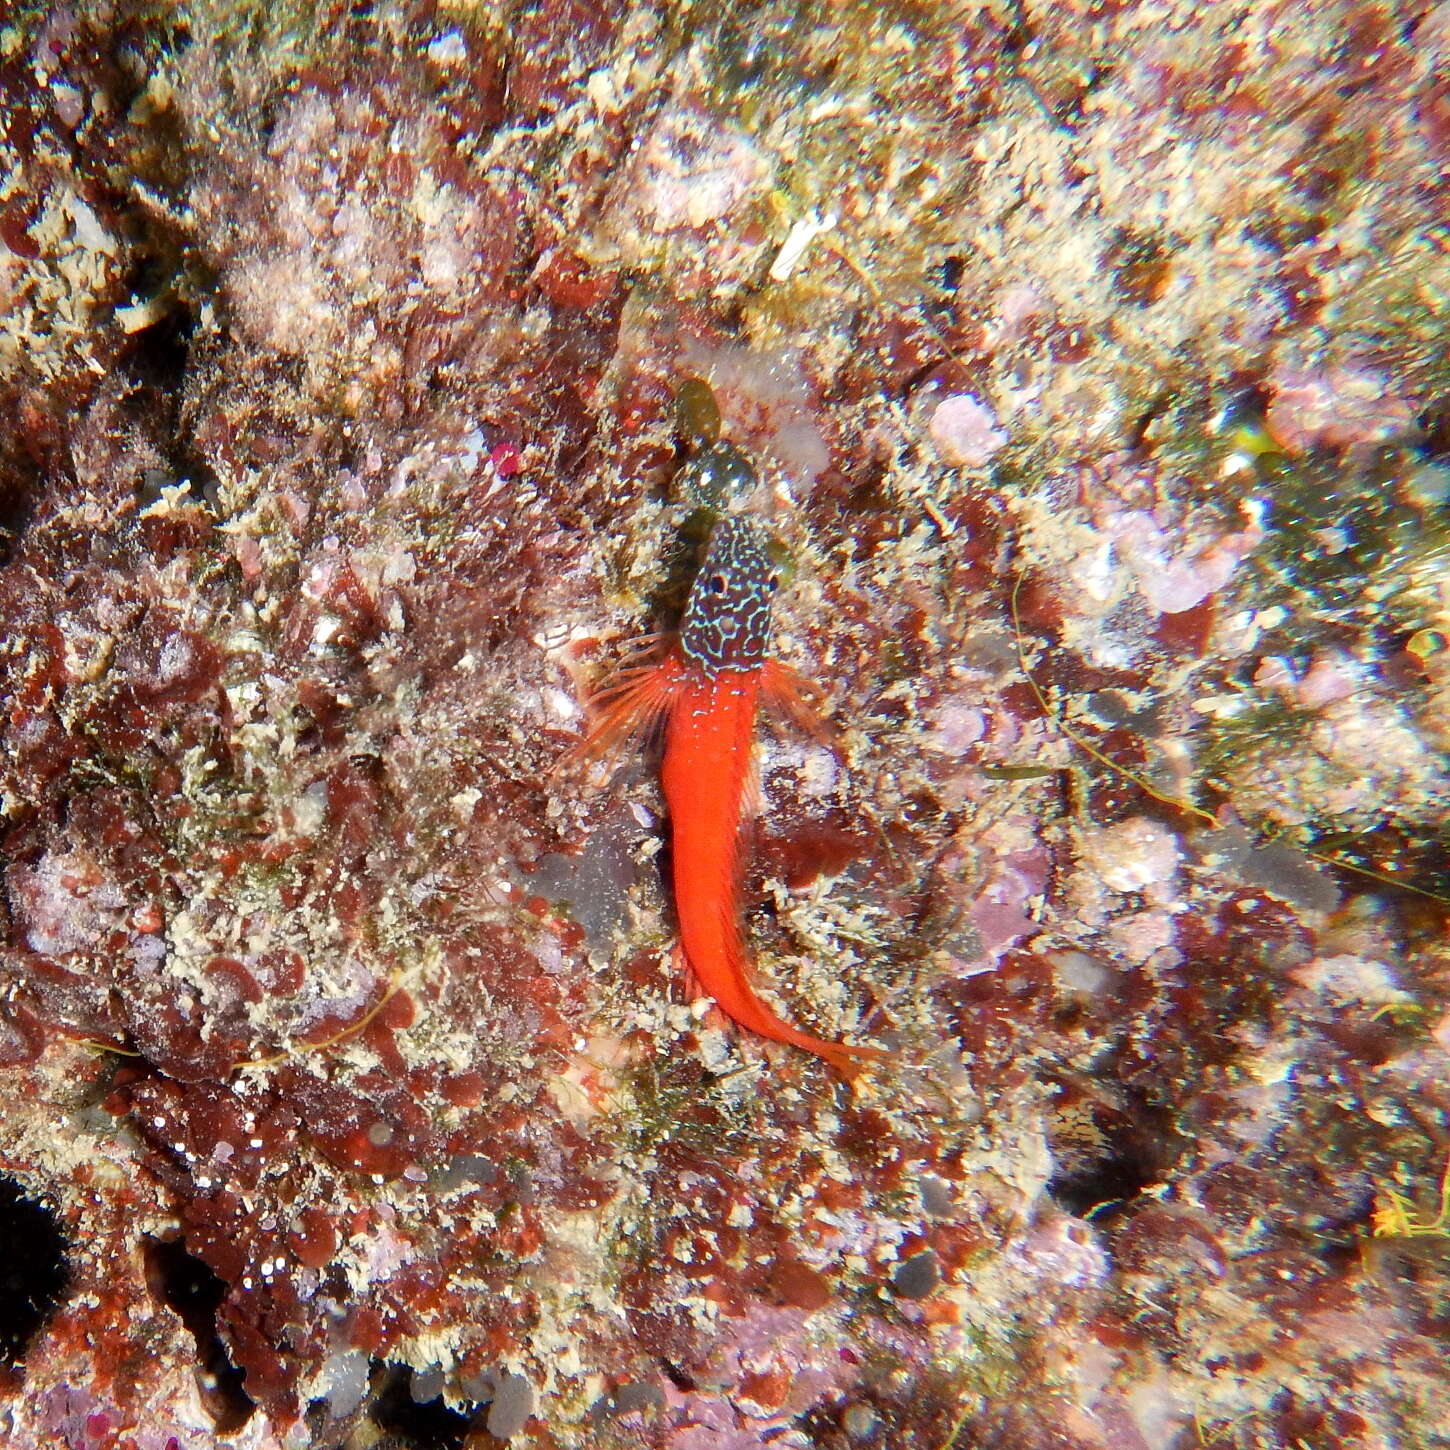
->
680, 515, 780, 675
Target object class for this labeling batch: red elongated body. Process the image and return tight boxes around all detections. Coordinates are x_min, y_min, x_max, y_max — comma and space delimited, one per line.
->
663, 670, 762, 1033
573, 515, 881, 1077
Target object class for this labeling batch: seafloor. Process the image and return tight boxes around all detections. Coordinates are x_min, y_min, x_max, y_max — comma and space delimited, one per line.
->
1, 2, 1448, 1448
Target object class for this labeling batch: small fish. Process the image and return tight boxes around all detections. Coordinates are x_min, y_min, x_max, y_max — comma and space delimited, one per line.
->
573, 514, 882, 1078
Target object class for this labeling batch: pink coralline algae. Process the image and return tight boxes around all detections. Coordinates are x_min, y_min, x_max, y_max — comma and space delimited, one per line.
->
926, 392, 1010, 470
613, 107, 772, 236
1265, 362, 1418, 455
1099, 508, 1260, 617
2, 4, 1450, 1450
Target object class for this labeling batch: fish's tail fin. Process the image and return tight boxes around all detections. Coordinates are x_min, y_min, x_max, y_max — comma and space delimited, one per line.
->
691, 935, 892, 1085
814, 1038, 892, 1085
739, 1005, 890, 1085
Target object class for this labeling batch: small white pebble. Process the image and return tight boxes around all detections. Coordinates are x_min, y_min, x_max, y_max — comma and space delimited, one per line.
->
425, 29, 467, 65
768, 208, 837, 282
450, 787, 483, 820
544, 686, 580, 721
1079, 816, 1180, 893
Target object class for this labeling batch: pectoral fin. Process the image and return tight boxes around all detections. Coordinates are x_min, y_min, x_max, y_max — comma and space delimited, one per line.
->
560, 646, 685, 769
761, 659, 836, 745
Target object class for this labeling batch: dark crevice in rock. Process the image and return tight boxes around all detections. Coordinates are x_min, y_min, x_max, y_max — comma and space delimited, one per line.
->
1047, 1088, 1180, 1223
371, 1363, 477, 1450
1051, 1147, 1156, 1223
123, 294, 223, 514
0, 465, 40, 563
658, 1357, 698, 1393
0, 1176, 69, 1369
142, 1235, 254, 1432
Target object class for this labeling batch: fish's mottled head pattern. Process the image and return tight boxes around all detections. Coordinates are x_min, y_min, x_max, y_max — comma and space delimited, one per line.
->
680, 515, 779, 675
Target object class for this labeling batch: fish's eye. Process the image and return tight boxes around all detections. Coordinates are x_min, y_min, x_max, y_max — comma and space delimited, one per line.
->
708, 573, 728, 593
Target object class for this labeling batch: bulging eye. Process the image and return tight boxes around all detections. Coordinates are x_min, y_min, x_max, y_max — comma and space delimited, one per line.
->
708, 574, 728, 593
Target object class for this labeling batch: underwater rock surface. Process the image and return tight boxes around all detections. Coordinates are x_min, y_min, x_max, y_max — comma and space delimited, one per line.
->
1, 3, 1448, 1447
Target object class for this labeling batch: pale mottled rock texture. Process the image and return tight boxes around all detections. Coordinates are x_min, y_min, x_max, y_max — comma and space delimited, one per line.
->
1, 3, 1448, 1448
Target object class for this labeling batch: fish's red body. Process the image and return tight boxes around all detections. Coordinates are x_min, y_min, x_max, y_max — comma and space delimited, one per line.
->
574, 516, 880, 1077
